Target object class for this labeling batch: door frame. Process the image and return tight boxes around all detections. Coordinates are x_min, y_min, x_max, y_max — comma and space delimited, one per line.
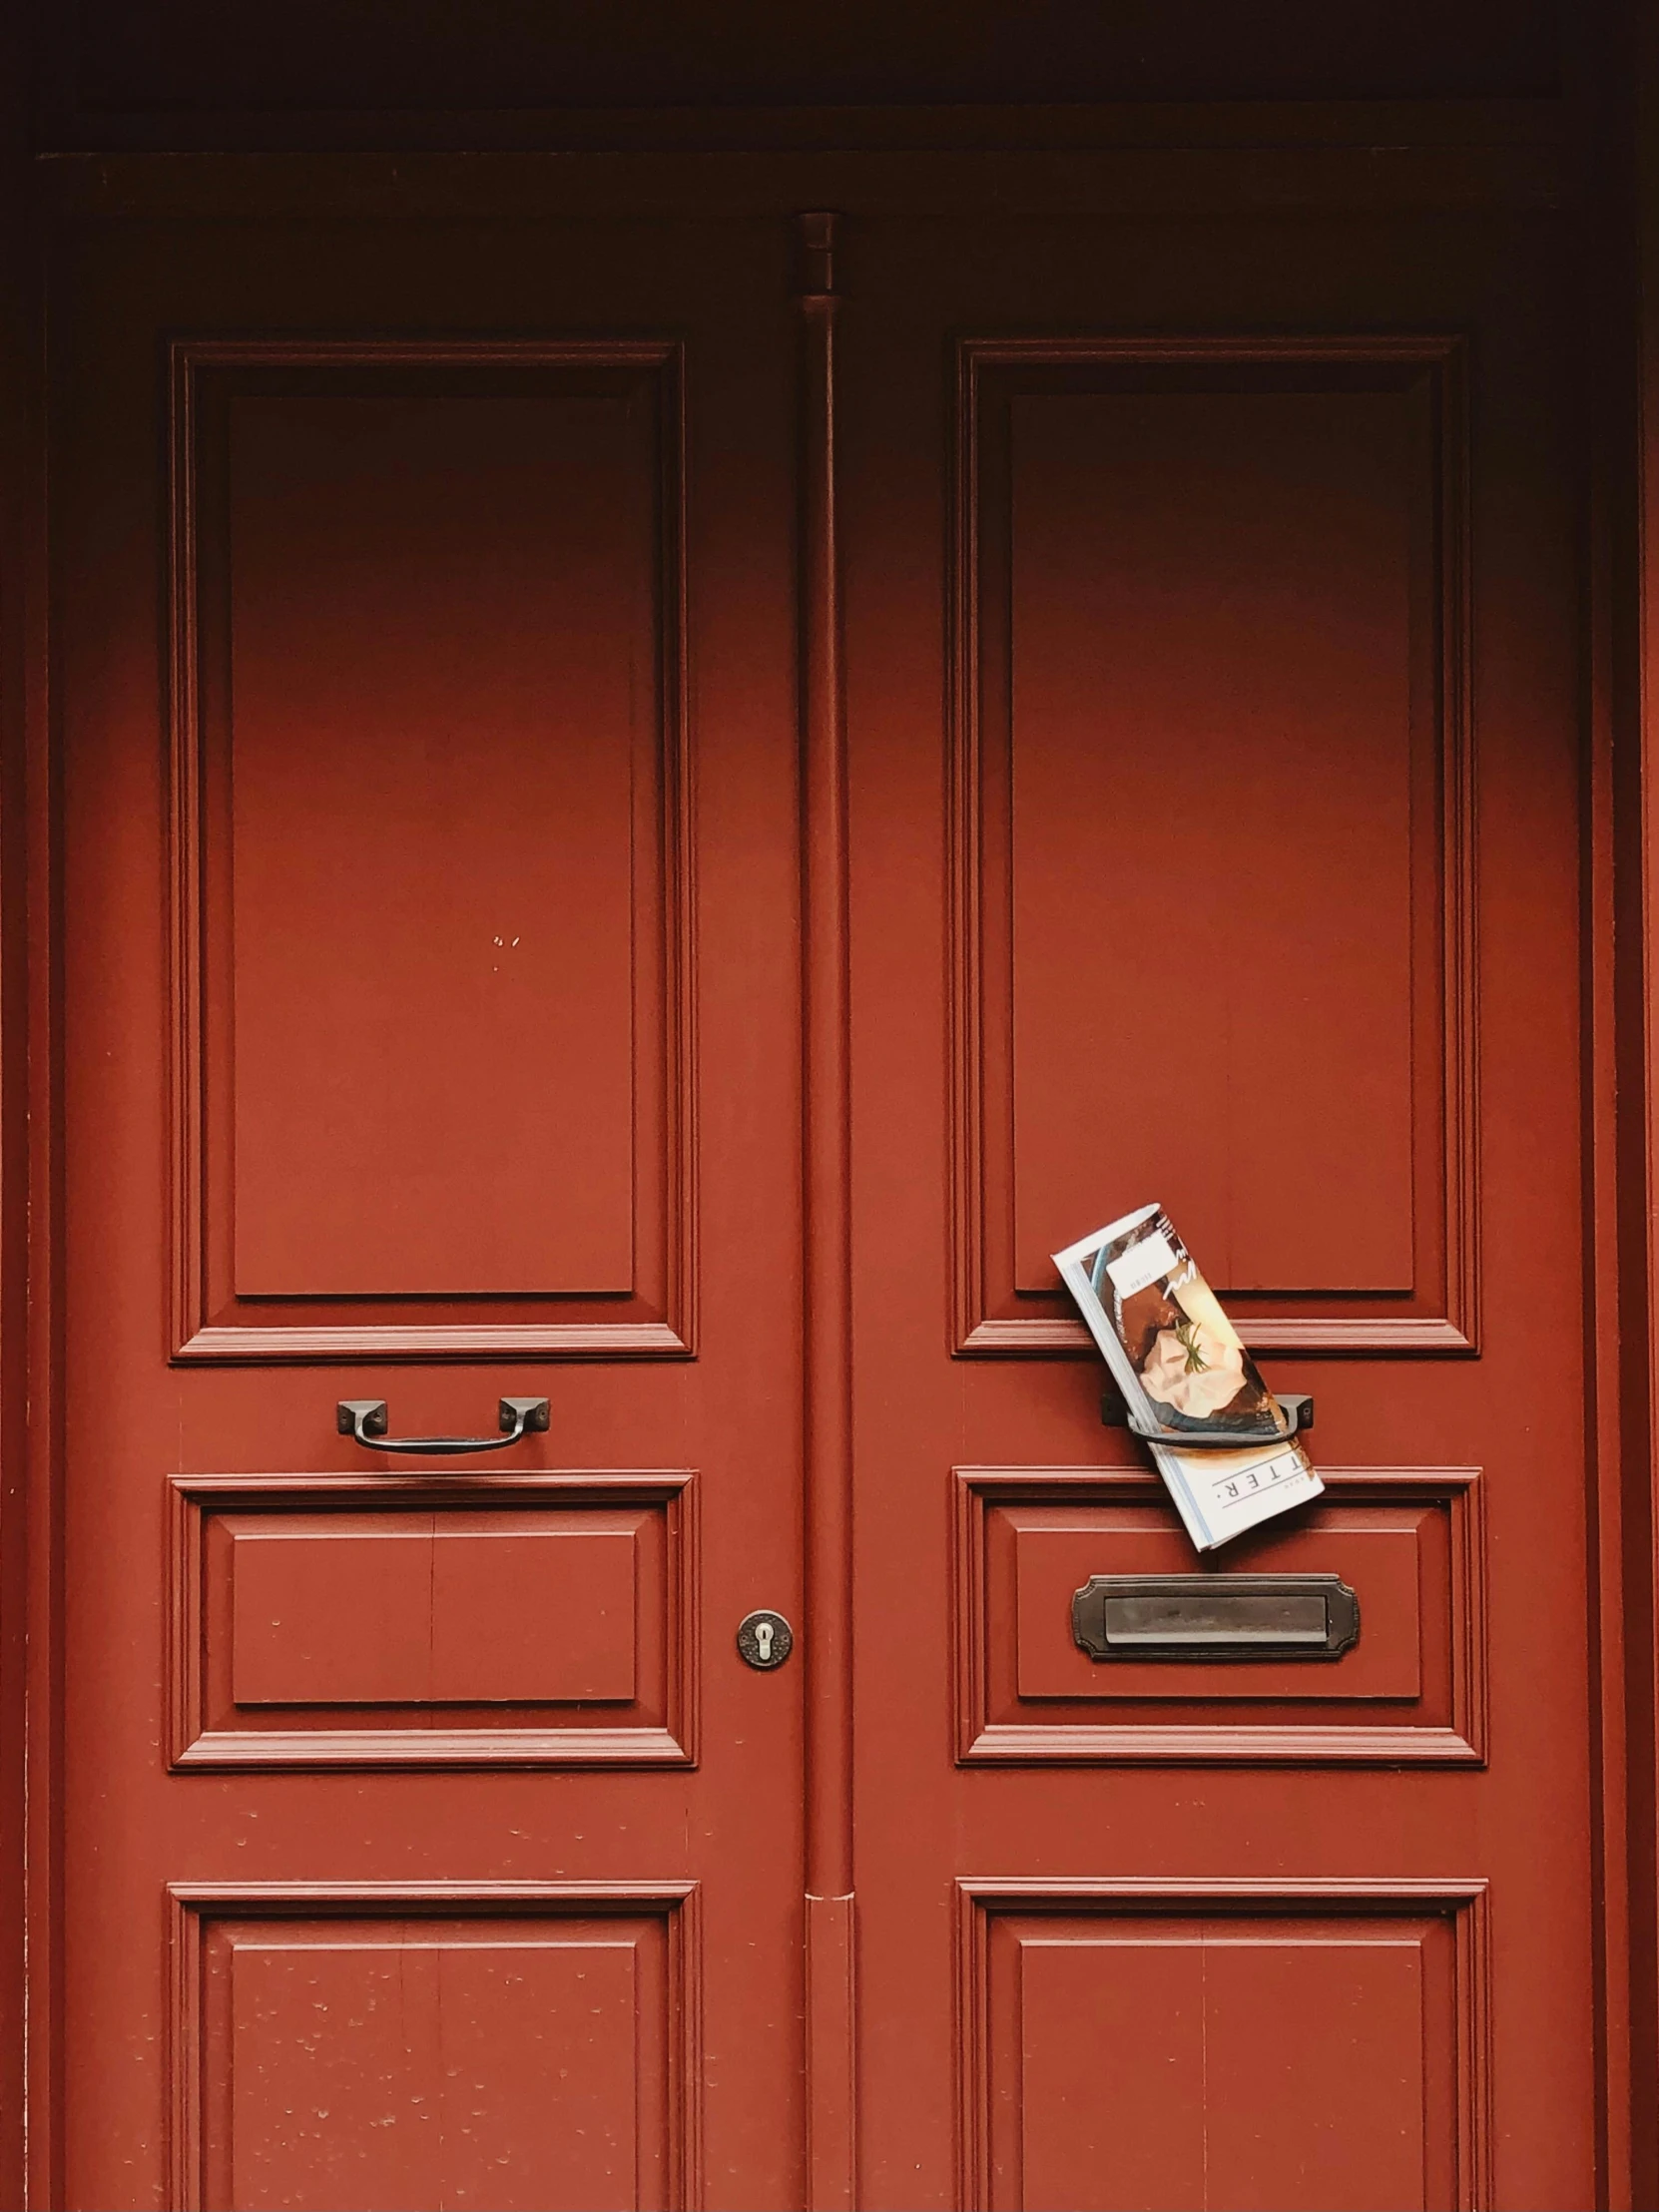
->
2, 52, 1659, 2212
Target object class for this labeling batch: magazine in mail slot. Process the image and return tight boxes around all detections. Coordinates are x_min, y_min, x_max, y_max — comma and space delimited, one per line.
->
1053, 1204, 1322, 1551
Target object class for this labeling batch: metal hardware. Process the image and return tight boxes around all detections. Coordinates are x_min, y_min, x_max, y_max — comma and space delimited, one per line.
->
737, 1609, 794, 1670
336, 1396, 551, 1456
1072, 1572, 1359, 1661
1101, 1387, 1314, 1447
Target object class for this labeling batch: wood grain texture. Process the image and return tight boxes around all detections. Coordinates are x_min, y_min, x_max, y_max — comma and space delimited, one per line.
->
947, 335, 1475, 1359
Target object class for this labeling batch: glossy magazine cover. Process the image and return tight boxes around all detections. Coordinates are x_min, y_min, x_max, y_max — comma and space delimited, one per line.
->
1054, 1204, 1323, 1549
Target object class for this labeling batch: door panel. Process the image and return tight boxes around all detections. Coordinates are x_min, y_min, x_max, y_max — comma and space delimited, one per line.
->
953, 337, 1468, 1355
966, 1891, 1478, 2212
175, 338, 692, 1354
173, 1888, 697, 2212
956, 1466, 1481, 1764
218, 373, 662, 1303
55, 212, 804, 2209
843, 212, 1591, 2205
170, 1470, 695, 1768
49, 184, 1598, 2211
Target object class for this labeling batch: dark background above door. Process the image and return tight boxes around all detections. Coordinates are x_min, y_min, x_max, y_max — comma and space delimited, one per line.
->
39, 0, 1567, 153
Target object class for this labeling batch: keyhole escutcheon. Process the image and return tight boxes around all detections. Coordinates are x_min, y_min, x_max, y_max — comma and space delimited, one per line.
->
737, 1609, 794, 1670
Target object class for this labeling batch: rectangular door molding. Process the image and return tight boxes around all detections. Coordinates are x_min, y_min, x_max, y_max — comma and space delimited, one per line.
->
955, 1879, 1491, 2212
948, 335, 1475, 1358
168, 1469, 699, 1769
953, 1465, 1485, 1765
167, 336, 696, 1362
167, 1882, 703, 2212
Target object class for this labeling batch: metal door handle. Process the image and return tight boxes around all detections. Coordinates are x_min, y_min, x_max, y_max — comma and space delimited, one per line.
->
336, 1396, 551, 1455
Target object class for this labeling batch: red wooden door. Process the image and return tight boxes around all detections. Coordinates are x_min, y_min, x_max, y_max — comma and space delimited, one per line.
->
839, 208, 1594, 2207
52, 209, 808, 2208
46, 175, 1598, 2212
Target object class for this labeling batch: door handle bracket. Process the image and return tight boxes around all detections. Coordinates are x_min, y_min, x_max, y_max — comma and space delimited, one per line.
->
336, 1395, 551, 1456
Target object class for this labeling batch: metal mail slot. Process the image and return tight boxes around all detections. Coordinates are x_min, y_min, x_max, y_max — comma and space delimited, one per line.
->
1072, 1573, 1361, 1662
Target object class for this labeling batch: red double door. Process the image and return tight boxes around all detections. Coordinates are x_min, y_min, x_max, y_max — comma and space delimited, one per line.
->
51, 179, 1594, 2209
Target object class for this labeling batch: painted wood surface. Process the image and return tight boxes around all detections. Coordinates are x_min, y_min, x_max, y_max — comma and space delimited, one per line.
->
13, 95, 1625, 2212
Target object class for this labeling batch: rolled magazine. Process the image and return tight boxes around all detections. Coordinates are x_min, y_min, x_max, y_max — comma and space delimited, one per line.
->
1053, 1204, 1323, 1551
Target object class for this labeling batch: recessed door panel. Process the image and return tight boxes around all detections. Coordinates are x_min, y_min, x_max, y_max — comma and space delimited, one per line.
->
173, 341, 693, 1358
170, 1472, 697, 1767
954, 1465, 1483, 1762
952, 341, 1471, 1356
174, 1890, 694, 2212
226, 384, 650, 1299
962, 1890, 1478, 2212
